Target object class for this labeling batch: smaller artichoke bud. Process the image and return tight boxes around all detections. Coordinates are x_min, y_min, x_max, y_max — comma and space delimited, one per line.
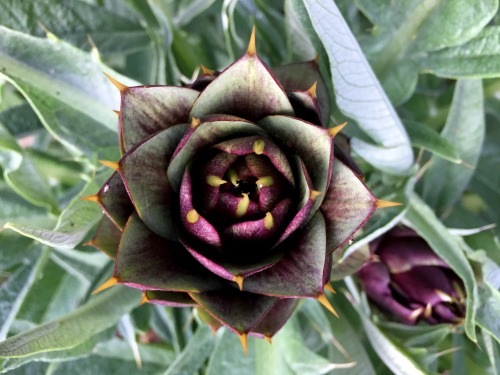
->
358, 227, 465, 325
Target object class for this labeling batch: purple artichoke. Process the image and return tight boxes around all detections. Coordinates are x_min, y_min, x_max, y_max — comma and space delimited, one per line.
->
358, 227, 466, 325
84, 29, 394, 351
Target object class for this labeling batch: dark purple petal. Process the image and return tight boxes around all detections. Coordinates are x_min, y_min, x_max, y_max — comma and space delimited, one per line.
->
321, 159, 377, 252
181, 238, 284, 282
167, 116, 263, 191
377, 235, 448, 273
120, 86, 199, 151
258, 115, 333, 213
251, 298, 298, 339
190, 52, 294, 122
86, 215, 121, 258
180, 168, 222, 248
273, 60, 330, 125
243, 212, 327, 298
358, 263, 417, 324
391, 266, 456, 306
144, 290, 198, 307
119, 124, 188, 240
114, 213, 224, 292
96, 172, 134, 230
215, 136, 295, 187
224, 198, 293, 242
190, 289, 278, 334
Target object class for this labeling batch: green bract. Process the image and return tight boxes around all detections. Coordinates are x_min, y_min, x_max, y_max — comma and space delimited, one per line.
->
85, 29, 390, 351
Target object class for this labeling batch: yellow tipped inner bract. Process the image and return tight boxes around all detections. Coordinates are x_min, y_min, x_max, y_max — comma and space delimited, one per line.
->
253, 139, 265, 155
264, 212, 274, 230
227, 169, 238, 186
256, 176, 274, 188
186, 209, 200, 224
191, 117, 201, 128
310, 190, 322, 201
236, 193, 250, 217
206, 175, 227, 187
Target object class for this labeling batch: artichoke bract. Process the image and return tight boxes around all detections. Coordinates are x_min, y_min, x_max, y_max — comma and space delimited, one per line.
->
84, 29, 394, 351
358, 227, 466, 325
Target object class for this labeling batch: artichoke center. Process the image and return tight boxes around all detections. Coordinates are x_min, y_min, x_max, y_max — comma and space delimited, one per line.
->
230, 177, 258, 198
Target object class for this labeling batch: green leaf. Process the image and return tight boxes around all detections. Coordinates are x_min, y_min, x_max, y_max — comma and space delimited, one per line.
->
476, 281, 500, 343
163, 324, 214, 375
0, 123, 58, 211
0, 187, 51, 227
405, 120, 461, 163
0, 246, 49, 340
206, 329, 256, 375
420, 79, 485, 213
302, 0, 414, 175
405, 194, 478, 342
4, 179, 103, 249
359, 313, 428, 375
422, 27, 500, 79
0, 286, 140, 358
254, 314, 353, 375
0, 103, 43, 136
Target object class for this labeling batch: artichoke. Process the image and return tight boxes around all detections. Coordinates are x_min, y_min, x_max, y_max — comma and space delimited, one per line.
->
358, 227, 466, 325
84, 28, 395, 351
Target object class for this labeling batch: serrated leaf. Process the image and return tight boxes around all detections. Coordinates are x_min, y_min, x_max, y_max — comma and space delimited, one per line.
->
420, 79, 485, 213
0, 286, 140, 358
405, 194, 477, 342
302, 0, 414, 174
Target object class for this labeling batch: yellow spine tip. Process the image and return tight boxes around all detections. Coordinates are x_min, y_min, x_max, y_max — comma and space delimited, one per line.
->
103, 72, 128, 92
140, 294, 149, 305
264, 336, 273, 344
92, 276, 119, 294
264, 212, 274, 230
324, 283, 336, 294
307, 81, 318, 98
328, 122, 348, 138
309, 190, 322, 201
81, 194, 100, 203
375, 199, 403, 209
206, 175, 227, 187
233, 275, 244, 291
424, 303, 432, 318
236, 193, 250, 217
82, 240, 94, 247
314, 54, 320, 64
191, 117, 201, 128
252, 139, 265, 155
200, 64, 215, 75
98, 160, 120, 171
112, 110, 120, 116
247, 26, 257, 56
316, 294, 339, 318
239, 333, 249, 355
186, 209, 200, 224
408, 307, 424, 321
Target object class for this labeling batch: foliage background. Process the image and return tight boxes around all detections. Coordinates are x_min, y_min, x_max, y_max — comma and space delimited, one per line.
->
0, 0, 499, 374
